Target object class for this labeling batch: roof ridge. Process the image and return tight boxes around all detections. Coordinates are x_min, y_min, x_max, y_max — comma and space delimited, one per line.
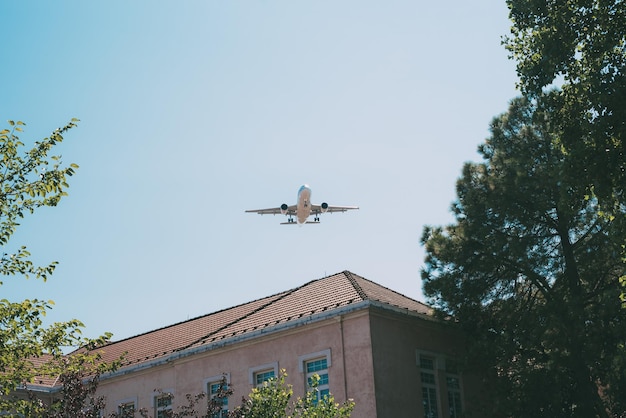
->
176, 282, 305, 351
349, 272, 431, 309
343, 270, 369, 301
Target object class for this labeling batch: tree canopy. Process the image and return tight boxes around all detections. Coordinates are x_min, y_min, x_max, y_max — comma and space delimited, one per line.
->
421, 96, 626, 417
0, 120, 112, 414
505, 0, 625, 204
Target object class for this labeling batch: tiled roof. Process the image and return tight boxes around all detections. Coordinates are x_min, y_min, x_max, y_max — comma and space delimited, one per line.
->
28, 354, 60, 388
82, 271, 431, 379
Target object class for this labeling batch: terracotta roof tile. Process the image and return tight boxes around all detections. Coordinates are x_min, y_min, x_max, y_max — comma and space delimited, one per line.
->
347, 271, 432, 314
89, 291, 288, 367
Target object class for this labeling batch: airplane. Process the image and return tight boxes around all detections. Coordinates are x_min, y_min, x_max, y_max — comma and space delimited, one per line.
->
245, 184, 358, 225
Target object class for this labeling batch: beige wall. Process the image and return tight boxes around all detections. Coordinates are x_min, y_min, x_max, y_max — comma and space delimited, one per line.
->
96, 310, 377, 417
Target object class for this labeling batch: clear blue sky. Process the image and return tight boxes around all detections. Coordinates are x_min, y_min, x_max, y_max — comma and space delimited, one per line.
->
1, 1, 518, 343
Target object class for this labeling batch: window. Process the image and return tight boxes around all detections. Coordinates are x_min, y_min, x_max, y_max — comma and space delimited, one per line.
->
446, 361, 462, 418
154, 393, 173, 418
446, 376, 462, 418
118, 401, 136, 417
306, 357, 330, 403
299, 349, 332, 405
419, 354, 439, 418
208, 379, 229, 418
254, 369, 275, 386
249, 362, 278, 387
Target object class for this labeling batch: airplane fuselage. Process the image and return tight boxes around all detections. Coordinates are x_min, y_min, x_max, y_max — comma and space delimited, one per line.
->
296, 184, 312, 224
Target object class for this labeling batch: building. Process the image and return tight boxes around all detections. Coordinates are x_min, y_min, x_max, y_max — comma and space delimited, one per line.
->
29, 271, 477, 417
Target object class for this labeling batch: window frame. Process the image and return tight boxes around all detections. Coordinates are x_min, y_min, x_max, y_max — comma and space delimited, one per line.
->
116, 397, 137, 417
299, 349, 332, 404
204, 373, 230, 418
416, 351, 442, 418
153, 390, 174, 418
248, 362, 279, 387
445, 360, 463, 418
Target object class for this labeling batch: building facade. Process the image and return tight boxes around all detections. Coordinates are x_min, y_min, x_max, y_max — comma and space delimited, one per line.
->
29, 271, 479, 417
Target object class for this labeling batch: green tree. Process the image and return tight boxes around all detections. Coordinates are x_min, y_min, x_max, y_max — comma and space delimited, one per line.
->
505, 0, 626, 203
421, 97, 626, 417
0, 119, 112, 414
505, 0, 626, 351
235, 370, 354, 418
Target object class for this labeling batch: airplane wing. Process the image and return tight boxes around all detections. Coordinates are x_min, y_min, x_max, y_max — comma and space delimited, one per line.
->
245, 205, 297, 216
310, 204, 359, 214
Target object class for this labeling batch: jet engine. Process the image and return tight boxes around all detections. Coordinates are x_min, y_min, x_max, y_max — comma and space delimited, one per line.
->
280, 203, 289, 215
320, 202, 329, 213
